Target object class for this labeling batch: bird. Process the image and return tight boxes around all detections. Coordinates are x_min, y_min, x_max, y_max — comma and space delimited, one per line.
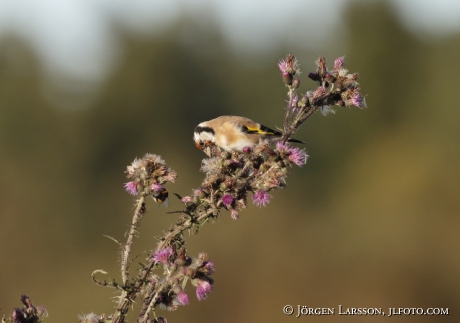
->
194, 116, 303, 154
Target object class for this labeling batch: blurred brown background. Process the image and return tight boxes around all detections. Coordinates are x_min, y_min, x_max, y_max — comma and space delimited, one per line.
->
0, 1, 459, 322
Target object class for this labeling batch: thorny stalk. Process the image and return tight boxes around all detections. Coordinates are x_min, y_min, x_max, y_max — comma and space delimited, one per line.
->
121, 196, 146, 286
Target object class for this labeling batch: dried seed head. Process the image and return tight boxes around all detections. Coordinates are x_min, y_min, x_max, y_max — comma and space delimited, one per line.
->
316, 56, 327, 78
78, 313, 99, 323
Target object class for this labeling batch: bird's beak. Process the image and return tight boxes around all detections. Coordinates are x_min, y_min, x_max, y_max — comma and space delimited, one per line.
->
203, 146, 212, 157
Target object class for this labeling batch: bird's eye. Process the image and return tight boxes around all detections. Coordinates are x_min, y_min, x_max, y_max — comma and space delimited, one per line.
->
195, 140, 204, 150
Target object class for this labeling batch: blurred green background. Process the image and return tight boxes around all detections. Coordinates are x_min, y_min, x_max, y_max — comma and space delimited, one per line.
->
1, 1, 459, 322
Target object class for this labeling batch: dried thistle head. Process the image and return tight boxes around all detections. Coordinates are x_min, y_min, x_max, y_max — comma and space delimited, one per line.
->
78, 313, 99, 323
124, 153, 177, 199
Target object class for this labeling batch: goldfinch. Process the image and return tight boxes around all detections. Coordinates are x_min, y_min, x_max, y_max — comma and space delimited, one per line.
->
194, 116, 303, 153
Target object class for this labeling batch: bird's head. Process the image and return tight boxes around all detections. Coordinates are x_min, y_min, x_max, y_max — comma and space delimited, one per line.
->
194, 125, 216, 157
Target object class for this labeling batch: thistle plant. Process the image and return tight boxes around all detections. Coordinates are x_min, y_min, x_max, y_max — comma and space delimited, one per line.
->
3, 54, 365, 323
96, 54, 364, 323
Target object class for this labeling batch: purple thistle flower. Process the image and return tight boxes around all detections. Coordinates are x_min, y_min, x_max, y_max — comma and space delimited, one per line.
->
334, 56, 345, 71
275, 141, 289, 154
351, 91, 367, 108
181, 196, 193, 203
177, 291, 189, 306
196, 280, 212, 301
253, 190, 271, 207
12, 308, 23, 323
124, 181, 138, 196
279, 59, 293, 85
231, 209, 239, 220
203, 261, 215, 274
288, 147, 308, 166
278, 59, 288, 74
221, 194, 233, 207
152, 183, 163, 192
276, 142, 308, 166
290, 93, 299, 110
242, 146, 252, 154
153, 246, 173, 264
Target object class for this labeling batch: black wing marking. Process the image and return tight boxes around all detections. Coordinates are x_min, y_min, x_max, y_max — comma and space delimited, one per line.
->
241, 124, 282, 136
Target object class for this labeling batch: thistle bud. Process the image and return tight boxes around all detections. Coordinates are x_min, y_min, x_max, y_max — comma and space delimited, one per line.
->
316, 56, 327, 78
312, 86, 326, 102
285, 53, 299, 75
282, 72, 293, 85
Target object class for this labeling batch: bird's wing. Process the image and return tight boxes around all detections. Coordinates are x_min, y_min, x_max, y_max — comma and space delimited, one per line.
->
214, 116, 283, 137
241, 123, 282, 136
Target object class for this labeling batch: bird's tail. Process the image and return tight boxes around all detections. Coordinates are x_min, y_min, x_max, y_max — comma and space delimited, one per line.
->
287, 138, 305, 144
